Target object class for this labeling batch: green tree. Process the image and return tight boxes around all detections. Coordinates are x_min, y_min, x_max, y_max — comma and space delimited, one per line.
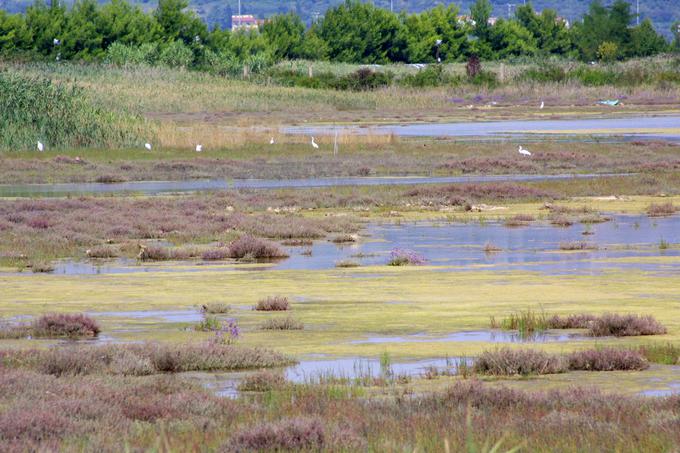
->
317, 0, 404, 63
97, 0, 161, 48
61, 0, 103, 60
516, 3, 572, 55
25, 0, 67, 56
489, 19, 538, 58
672, 21, 680, 53
154, 0, 206, 44
0, 11, 32, 53
469, 0, 493, 58
261, 13, 306, 60
630, 19, 668, 57
573, 0, 610, 61
401, 5, 469, 63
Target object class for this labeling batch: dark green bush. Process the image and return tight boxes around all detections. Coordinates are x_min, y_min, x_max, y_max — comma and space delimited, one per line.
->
400, 65, 448, 88
521, 65, 568, 83
570, 67, 619, 86
469, 70, 498, 87
266, 67, 392, 91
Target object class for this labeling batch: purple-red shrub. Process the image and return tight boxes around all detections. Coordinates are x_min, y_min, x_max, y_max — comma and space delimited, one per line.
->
229, 236, 288, 260
589, 314, 667, 337
473, 348, 567, 376
32, 313, 100, 338
228, 417, 325, 452
567, 348, 649, 371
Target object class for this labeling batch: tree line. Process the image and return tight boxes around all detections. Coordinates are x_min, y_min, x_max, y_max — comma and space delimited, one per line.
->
0, 0, 676, 70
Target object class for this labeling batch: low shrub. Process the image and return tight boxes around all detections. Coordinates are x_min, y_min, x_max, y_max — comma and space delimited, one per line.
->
195, 316, 223, 332
335, 259, 360, 268
94, 174, 126, 184
646, 202, 677, 217
589, 313, 667, 337
330, 234, 357, 243
473, 348, 567, 376
483, 242, 502, 253
30, 261, 55, 273
550, 215, 574, 227
281, 239, 313, 246
504, 214, 535, 227
4, 343, 295, 376
229, 417, 325, 452
260, 317, 304, 330
238, 370, 287, 392
559, 241, 598, 251
201, 303, 230, 314
86, 246, 119, 259
254, 296, 290, 311
546, 313, 597, 329
228, 235, 289, 260
201, 248, 231, 261
32, 313, 100, 338
567, 348, 649, 371
137, 245, 198, 261
387, 248, 426, 266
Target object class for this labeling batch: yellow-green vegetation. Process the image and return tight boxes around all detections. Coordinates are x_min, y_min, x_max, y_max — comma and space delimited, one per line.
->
5, 61, 680, 133
1, 265, 677, 358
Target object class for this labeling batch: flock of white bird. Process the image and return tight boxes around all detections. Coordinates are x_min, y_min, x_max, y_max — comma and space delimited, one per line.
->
34, 136, 535, 157
34, 102, 545, 156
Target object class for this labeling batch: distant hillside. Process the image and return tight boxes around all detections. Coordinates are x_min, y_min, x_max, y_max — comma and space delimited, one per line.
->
1, 0, 677, 38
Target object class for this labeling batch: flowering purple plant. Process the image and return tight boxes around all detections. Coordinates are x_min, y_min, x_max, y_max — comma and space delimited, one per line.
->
211, 319, 241, 345
387, 248, 426, 266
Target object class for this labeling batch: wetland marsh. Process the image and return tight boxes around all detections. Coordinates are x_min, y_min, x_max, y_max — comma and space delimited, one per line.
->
1, 59, 680, 452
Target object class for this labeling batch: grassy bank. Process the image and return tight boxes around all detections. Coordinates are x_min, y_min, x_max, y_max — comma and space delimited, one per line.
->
1, 140, 680, 184
3, 59, 679, 135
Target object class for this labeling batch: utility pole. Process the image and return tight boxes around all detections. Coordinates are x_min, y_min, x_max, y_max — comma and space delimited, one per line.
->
238, 0, 241, 29
507, 3, 515, 19
636, 0, 640, 26
390, 0, 393, 13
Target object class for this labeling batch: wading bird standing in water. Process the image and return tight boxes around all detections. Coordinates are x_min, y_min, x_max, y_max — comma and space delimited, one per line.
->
270, 137, 275, 145
540, 101, 544, 109
311, 137, 319, 149
518, 145, 531, 156
195, 144, 202, 152
37, 141, 44, 152
144, 143, 152, 151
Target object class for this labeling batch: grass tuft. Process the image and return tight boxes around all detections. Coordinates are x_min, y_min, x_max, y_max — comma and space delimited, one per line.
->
259, 317, 304, 330
254, 296, 291, 312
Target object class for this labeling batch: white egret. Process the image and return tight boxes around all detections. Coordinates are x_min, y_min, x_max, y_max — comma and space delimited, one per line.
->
518, 145, 531, 157
311, 137, 319, 149
37, 141, 44, 152
144, 143, 152, 151
540, 101, 544, 109
195, 144, 202, 152
53, 38, 60, 46
270, 137, 275, 145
